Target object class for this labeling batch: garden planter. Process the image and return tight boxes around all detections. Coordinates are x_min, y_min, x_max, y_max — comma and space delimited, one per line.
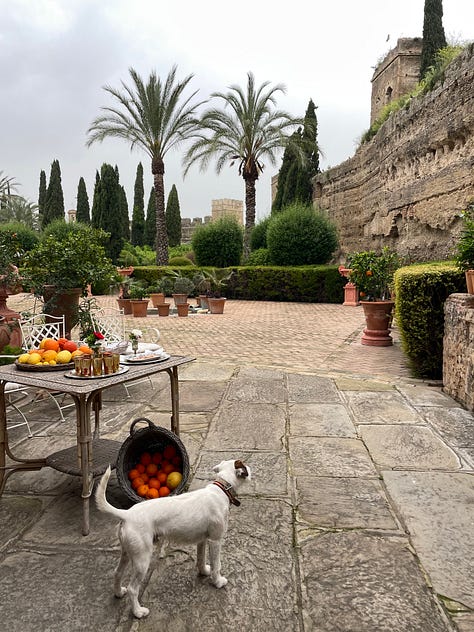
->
0, 284, 21, 322
150, 292, 166, 307
157, 302, 171, 317
465, 270, 474, 294
172, 293, 188, 306
198, 295, 209, 310
42, 286, 82, 337
130, 299, 149, 318
208, 297, 226, 314
360, 300, 394, 346
117, 267, 134, 277
116, 297, 132, 315
176, 303, 189, 317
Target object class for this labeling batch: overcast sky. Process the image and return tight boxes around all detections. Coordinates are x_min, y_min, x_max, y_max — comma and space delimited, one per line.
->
2, 0, 473, 222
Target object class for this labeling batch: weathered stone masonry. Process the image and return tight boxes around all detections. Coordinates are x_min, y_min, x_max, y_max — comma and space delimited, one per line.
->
313, 45, 474, 263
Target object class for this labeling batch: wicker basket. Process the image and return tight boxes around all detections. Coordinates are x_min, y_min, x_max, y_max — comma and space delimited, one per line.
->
116, 418, 189, 503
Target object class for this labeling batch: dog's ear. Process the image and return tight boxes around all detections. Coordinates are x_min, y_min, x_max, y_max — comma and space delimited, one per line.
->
234, 460, 249, 478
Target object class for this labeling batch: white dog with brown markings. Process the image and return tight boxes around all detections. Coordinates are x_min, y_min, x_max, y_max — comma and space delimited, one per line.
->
95, 459, 251, 619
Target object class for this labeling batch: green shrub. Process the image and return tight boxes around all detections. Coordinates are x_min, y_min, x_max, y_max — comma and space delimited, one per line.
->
192, 217, 243, 267
245, 248, 271, 266
169, 244, 193, 259
168, 256, 195, 266
267, 204, 338, 266
0, 222, 38, 255
455, 200, 474, 271
250, 217, 270, 251
394, 262, 465, 379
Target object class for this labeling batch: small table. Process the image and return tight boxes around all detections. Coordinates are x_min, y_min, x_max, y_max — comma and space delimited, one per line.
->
0, 355, 194, 535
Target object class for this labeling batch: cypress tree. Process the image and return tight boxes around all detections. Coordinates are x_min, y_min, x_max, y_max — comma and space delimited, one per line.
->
43, 159, 65, 227
38, 170, 47, 226
131, 162, 145, 245
272, 130, 301, 213
295, 99, 319, 206
76, 177, 90, 223
95, 163, 123, 263
281, 162, 299, 209
165, 184, 181, 247
91, 170, 101, 228
420, 0, 447, 78
144, 188, 156, 249
119, 185, 130, 242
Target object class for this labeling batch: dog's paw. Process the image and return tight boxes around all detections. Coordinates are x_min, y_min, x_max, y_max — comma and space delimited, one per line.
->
212, 575, 228, 589
115, 587, 127, 599
133, 606, 150, 619
198, 564, 211, 576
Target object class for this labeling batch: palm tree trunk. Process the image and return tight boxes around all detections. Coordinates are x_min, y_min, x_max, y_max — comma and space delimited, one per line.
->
243, 176, 257, 259
152, 157, 169, 266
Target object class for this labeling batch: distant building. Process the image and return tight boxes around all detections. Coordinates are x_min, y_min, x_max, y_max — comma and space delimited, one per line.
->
211, 199, 243, 225
67, 209, 76, 222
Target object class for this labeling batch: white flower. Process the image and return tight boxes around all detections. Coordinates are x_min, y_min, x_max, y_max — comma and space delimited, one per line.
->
129, 329, 143, 341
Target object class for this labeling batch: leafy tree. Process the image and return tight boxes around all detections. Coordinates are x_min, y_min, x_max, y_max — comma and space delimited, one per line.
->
250, 216, 271, 251
192, 216, 243, 267
43, 159, 65, 227
131, 162, 145, 246
38, 170, 47, 224
420, 0, 447, 78
76, 177, 90, 223
166, 184, 181, 247
144, 187, 156, 248
87, 66, 204, 266
94, 163, 123, 263
184, 72, 303, 257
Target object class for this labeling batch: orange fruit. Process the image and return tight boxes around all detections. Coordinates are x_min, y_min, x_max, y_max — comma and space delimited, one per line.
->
163, 445, 176, 460
136, 484, 149, 497
29, 348, 44, 355
131, 477, 145, 490
162, 462, 174, 475
146, 463, 158, 476
159, 486, 170, 497
172, 455, 182, 467
43, 338, 60, 351
140, 473, 149, 483
140, 452, 152, 466
146, 488, 159, 499
42, 350, 58, 362
71, 349, 83, 358
58, 337, 68, 349
152, 452, 163, 465
157, 471, 167, 484
128, 469, 140, 480
136, 463, 145, 474
62, 340, 77, 352
79, 345, 93, 355
148, 478, 161, 489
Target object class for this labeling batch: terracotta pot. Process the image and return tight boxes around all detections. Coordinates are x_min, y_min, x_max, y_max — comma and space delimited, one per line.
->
172, 293, 188, 306
42, 286, 83, 337
0, 284, 21, 322
198, 295, 209, 310
130, 299, 149, 317
465, 270, 474, 294
117, 267, 134, 277
157, 302, 171, 317
208, 297, 226, 314
176, 302, 189, 317
360, 300, 394, 347
116, 297, 132, 315
150, 292, 166, 308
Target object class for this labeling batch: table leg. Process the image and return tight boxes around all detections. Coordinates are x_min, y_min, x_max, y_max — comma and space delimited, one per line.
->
0, 383, 6, 494
72, 393, 94, 536
167, 366, 180, 436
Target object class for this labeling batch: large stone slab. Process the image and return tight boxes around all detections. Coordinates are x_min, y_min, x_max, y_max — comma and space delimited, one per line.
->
290, 436, 377, 477
346, 391, 421, 424
397, 383, 461, 408
226, 376, 286, 403
296, 476, 397, 529
139, 498, 298, 631
0, 496, 46, 551
422, 406, 474, 448
289, 402, 356, 437
205, 401, 286, 451
360, 425, 461, 470
179, 361, 236, 381
287, 373, 340, 403
300, 531, 449, 632
383, 471, 474, 609
334, 376, 394, 391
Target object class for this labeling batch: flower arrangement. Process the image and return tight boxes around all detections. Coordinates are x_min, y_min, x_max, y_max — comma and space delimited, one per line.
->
85, 331, 105, 352
347, 247, 402, 301
128, 329, 142, 342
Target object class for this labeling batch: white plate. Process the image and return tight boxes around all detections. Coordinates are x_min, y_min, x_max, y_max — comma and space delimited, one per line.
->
120, 352, 170, 365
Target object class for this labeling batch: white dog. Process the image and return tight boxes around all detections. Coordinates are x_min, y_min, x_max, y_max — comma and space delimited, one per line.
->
95, 459, 251, 619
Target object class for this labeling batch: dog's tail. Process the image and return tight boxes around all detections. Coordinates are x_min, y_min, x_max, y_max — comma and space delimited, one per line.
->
95, 465, 128, 520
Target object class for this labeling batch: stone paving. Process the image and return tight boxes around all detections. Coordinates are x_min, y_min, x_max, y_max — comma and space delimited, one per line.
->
0, 295, 473, 631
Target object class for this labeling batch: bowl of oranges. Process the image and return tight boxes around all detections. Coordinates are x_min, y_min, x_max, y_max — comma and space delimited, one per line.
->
15, 337, 94, 371
116, 418, 189, 503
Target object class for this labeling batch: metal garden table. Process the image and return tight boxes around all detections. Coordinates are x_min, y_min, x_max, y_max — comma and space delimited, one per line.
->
0, 355, 194, 535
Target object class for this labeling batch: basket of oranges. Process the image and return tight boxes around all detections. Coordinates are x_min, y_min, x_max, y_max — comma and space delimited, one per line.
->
116, 417, 189, 503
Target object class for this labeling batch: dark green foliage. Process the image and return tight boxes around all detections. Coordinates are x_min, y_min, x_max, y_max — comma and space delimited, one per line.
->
93, 163, 123, 263
420, 0, 447, 78
119, 185, 130, 242
245, 248, 271, 266
43, 159, 65, 227
250, 217, 271, 251
144, 188, 156, 248
192, 217, 243, 267
91, 171, 101, 228
0, 221, 38, 254
38, 170, 47, 225
76, 177, 90, 223
131, 163, 145, 246
272, 131, 300, 213
168, 256, 195, 266
281, 162, 298, 209
166, 184, 181, 247
395, 263, 464, 379
455, 200, 474, 270
267, 204, 338, 266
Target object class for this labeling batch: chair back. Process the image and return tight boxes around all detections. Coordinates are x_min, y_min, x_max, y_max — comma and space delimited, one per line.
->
90, 307, 126, 344
19, 314, 66, 351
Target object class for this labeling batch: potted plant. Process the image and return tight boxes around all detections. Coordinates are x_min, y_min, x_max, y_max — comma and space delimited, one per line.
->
129, 282, 150, 318
116, 247, 136, 277
193, 271, 211, 309
116, 276, 133, 314
347, 248, 401, 346
22, 222, 115, 335
147, 280, 166, 308
455, 200, 474, 293
205, 269, 234, 314
169, 272, 194, 307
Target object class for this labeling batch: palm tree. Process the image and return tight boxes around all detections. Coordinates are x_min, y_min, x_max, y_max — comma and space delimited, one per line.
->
0, 171, 18, 209
0, 196, 40, 230
184, 72, 303, 255
86, 66, 205, 265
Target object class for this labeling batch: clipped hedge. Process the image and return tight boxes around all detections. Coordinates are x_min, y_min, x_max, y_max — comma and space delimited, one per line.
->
394, 262, 466, 379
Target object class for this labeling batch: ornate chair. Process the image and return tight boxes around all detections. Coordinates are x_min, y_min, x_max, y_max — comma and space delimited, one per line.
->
0, 359, 33, 438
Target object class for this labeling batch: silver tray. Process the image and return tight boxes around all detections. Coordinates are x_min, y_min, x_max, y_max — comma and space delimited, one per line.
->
120, 352, 170, 365
64, 366, 129, 379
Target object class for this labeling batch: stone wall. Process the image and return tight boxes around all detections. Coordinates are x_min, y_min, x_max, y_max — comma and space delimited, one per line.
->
443, 293, 474, 410
181, 216, 211, 244
313, 45, 474, 263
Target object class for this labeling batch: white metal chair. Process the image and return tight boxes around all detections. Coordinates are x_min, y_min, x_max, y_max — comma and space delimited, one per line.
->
18, 313, 74, 422
0, 355, 33, 438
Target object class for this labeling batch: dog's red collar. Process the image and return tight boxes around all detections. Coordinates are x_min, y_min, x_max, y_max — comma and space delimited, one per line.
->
212, 480, 241, 507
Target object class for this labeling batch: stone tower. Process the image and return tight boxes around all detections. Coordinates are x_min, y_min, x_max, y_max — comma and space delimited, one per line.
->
370, 37, 423, 124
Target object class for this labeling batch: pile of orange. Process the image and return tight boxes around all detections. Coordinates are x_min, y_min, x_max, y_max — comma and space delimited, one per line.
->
17, 337, 96, 366
128, 444, 183, 500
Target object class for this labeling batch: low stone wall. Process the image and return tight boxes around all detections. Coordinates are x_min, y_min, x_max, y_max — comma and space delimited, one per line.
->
443, 293, 474, 410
